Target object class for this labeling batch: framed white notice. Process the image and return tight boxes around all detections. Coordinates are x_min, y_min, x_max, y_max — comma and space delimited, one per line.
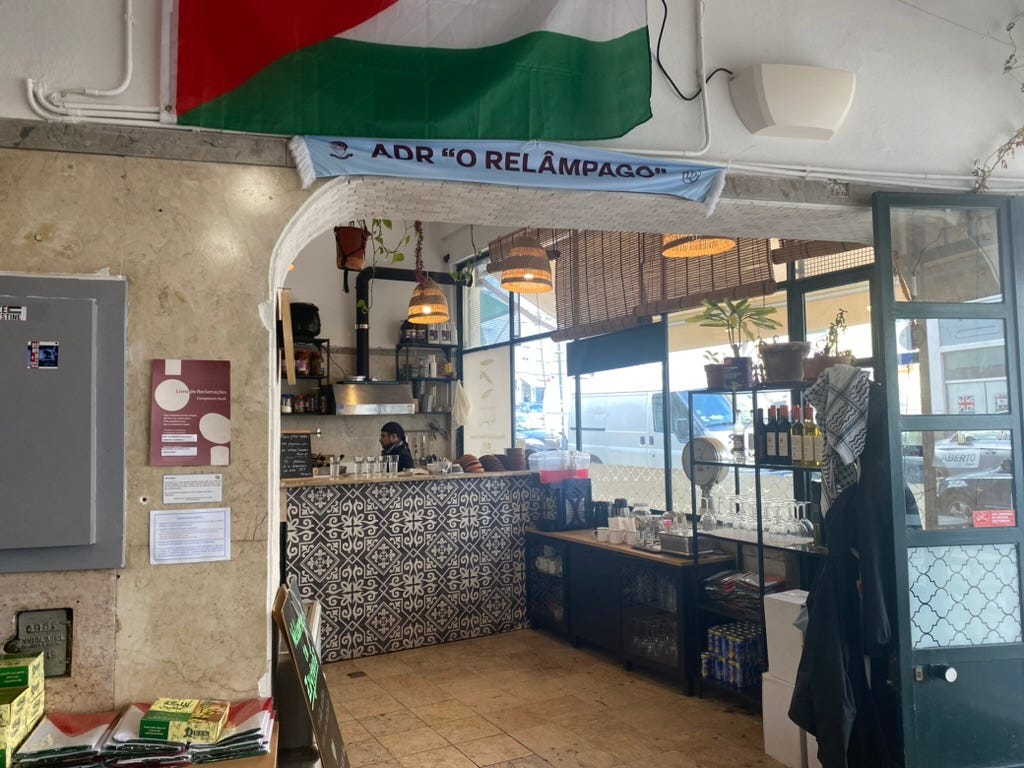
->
150, 508, 231, 565
162, 473, 224, 505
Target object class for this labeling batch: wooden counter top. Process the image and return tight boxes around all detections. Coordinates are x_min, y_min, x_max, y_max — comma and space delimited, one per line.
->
281, 470, 534, 488
526, 527, 734, 569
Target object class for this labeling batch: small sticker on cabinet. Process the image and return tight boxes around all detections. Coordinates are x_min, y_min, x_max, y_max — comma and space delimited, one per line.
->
0, 305, 26, 321
27, 341, 59, 369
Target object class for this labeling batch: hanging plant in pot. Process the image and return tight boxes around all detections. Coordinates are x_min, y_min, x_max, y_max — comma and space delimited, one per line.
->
688, 298, 780, 387
804, 308, 855, 381
335, 219, 412, 294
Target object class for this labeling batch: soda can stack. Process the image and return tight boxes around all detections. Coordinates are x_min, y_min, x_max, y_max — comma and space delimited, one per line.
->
700, 621, 765, 689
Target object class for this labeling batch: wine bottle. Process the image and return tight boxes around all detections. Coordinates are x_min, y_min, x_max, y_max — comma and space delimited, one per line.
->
805, 404, 823, 468
790, 404, 804, 466
765, 405, 778, 462
777, 405, 791, 465
754, 408, 767, 463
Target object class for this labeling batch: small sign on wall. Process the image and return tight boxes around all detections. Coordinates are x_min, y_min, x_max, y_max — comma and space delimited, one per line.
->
26, 341, 59, 369
150, 359, 231, 466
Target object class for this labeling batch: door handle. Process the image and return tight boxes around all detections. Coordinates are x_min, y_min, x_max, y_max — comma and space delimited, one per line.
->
915, 664, 958, 683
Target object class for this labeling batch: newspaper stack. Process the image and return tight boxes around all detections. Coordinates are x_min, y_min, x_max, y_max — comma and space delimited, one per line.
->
101, 705, 190, 768
189, 699, 274, 764
14, 711, 120, 768
20, 699, 274, 768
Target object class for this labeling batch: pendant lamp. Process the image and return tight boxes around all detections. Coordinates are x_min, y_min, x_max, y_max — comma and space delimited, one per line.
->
407, 221, 450, 324
500, 237, 553, 293
662, 234, 737, 258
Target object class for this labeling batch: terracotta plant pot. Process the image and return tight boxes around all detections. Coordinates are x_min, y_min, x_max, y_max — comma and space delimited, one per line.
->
803, 354, 856, 382
334, 225, 368, 271
705, 363, 726, 389
761, 341, 810, 383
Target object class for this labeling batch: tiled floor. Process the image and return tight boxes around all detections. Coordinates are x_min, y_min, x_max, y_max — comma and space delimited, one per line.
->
324, 629, 783, 768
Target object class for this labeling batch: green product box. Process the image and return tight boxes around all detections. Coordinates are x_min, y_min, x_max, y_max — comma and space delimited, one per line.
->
138, 699, 229, 745
0, 654, 44, 698
0, 688, 31, 731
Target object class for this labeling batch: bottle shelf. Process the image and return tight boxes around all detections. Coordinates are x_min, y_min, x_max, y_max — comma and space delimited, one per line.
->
696, 529, 824, 554
397, 342, 457, 350
693, 459, 821, 471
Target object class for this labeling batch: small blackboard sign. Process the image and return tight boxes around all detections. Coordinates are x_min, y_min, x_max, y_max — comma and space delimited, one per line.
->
281, 432, 313, 478
273, 584, 348, 768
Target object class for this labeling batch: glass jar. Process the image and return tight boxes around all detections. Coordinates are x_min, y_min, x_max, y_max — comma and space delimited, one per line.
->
309, 347, 324, 377
294, 347, 310, 376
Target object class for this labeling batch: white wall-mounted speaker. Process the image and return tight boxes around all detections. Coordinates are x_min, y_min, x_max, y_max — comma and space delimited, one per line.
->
728, 63, 856, 140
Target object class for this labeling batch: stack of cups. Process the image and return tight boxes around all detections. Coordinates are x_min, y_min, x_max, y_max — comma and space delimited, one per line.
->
607, 517, 625, 544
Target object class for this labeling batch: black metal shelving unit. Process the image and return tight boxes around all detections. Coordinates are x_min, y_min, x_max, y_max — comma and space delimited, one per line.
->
686, 382, 825, 702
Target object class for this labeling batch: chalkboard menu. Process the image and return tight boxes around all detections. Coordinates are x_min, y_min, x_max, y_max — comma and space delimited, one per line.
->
281, 432, 313, 478
273, 584, 348, 768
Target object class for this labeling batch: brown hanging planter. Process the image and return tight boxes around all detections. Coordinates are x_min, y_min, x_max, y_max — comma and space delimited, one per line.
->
335, 225, 369, 293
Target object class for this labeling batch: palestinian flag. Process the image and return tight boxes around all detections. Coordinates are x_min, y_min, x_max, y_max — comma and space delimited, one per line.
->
172, 0, 652, 140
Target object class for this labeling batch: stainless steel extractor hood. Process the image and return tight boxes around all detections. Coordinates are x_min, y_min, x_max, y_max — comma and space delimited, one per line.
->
332, 381, 416, 415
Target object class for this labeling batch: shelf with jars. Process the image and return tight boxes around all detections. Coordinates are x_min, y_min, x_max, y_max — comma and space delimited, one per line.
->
396, 321, 458, 414
280, 338, 331, 415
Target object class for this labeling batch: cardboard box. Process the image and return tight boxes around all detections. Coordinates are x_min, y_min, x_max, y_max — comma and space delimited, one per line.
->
0, 688, 43, 768
0, 654, 44, 698
0, 688, 31, 731
761, 673, 803, 768
139, 699, 229, 744
764, 589, 807, 685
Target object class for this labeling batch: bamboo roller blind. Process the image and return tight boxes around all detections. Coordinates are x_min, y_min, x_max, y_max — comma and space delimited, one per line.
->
488, 228, 778, 341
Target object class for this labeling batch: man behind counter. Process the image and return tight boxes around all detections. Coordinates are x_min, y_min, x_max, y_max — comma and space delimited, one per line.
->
380, 421, 415, 471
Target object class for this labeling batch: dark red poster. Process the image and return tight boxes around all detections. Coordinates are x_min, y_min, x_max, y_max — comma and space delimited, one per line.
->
150, 359, 231, 466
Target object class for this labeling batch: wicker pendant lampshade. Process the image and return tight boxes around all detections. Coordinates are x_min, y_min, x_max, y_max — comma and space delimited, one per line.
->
407, 220, 450, 324
408, 277, 449, 324
500, 237, 553, 293
662, 234, 737, 258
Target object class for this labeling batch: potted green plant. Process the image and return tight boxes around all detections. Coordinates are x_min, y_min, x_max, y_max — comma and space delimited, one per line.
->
335, 219, 413, 293
688, 298, 780, 387
804, 307, 855, 380
336, 219, 416, 308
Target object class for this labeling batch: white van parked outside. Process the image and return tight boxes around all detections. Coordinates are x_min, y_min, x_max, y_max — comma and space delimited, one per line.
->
570, 389, 745, 468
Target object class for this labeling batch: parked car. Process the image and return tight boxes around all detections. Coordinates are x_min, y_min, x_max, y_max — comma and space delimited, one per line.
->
520, 427, 568, 452
903, 430, 1011, 485
937, 459, 1014, 521
515, 402, 545, 430
933, 430, 1011, 477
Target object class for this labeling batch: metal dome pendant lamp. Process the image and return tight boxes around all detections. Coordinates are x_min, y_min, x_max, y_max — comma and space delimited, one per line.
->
500, 236, 553, 294
407, 221, 450, 325
662, 234, 737, 258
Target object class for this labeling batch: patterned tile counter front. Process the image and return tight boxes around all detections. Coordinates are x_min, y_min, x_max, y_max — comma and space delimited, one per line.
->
284, 472, 543, 662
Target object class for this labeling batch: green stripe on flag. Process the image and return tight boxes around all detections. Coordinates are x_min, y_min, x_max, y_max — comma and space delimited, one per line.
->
178, 28, 651, 140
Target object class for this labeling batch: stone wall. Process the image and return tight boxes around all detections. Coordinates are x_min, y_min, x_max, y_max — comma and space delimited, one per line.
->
0, 147, 306, 708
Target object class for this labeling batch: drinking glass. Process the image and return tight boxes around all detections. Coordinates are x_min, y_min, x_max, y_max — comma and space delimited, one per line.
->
387, 456, 399, 474
354, 456, 365, 475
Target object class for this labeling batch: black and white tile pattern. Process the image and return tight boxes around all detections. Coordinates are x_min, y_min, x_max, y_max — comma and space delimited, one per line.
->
285, 475, 542, 662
